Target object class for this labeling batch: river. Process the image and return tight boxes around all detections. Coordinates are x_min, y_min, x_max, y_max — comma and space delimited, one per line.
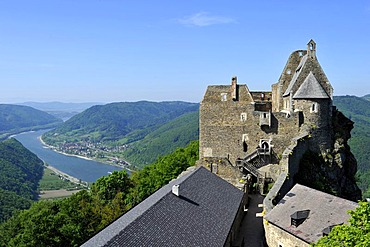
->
14, 129, 123, 182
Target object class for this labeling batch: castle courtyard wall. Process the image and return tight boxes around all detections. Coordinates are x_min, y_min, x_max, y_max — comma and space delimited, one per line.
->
264, 221, 310, 247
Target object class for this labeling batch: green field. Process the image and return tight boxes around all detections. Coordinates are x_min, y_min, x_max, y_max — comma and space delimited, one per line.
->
38, 167, 85, 191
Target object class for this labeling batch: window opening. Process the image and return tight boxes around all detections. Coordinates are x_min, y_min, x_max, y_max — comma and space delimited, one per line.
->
221, 93, 227, 101
211, 163, 218, 174
311, 103, 318, 113
240, 113, 247, 121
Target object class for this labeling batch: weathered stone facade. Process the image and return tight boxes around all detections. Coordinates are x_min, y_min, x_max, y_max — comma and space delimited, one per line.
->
264, 222, 309, 247
199, 39, 360, 202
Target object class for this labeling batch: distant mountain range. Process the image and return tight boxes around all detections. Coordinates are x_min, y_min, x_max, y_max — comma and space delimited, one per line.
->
0, 104, 63, 140
17, 102, 103, 121
362, 94, 370, 101
9, 96, 368, 177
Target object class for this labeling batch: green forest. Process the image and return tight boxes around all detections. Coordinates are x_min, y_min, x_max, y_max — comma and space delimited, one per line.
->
0, 139, 44, 223
43, 101, 198, 143
120, 111, 199, 167
0, 104, 62, 140
0, 141, 199, 246
42, 101, 199, 168
333, 96, 370, 197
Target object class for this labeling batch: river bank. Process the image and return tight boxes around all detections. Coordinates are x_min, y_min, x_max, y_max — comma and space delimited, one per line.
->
44, 163, 89, 187
39, 136, 94, 161
14, 130, 124, 182
39, 189, 83, 199
39, 135, 134, 172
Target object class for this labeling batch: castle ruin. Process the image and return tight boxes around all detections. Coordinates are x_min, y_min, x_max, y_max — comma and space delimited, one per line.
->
199, 40, 361, 202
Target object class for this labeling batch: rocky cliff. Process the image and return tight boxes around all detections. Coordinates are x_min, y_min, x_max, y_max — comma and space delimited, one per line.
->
294, 109, 362, 201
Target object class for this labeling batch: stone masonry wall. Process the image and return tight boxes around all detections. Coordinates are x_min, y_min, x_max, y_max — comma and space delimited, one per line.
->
272, 50, 307, 112
199, 157, 244, 187
294, 98, 333, 151
264, 221, 310, 247
200, 85, 303, 166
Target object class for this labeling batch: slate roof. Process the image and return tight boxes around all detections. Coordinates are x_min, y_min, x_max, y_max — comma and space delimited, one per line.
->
293, 72, 329, 99
82, 166, 245, 247
264, 184, 358, 243
283, 54, 308, 96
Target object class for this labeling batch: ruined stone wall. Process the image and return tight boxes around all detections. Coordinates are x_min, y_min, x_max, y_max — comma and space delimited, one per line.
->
280, 133, 310, 180
271, 82, 280, 112
271, 112, 302, 155
199, 157, 244, 186
264, 221, 310, 247
273, 50, 307, 112
263, 133, 310, 213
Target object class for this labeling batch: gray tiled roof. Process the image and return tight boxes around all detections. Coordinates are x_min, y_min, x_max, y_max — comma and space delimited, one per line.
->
264, 184, 358, 243
82, 166, 245, 247
293, 72, 329, 99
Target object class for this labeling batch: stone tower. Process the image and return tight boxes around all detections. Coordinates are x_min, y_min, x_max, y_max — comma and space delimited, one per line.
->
199, 40, 361, 201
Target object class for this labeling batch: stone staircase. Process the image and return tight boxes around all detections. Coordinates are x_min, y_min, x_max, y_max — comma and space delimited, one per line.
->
236, 148, 272, 194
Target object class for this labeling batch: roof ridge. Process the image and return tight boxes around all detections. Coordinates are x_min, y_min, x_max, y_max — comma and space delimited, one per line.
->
293, 72, 329, 99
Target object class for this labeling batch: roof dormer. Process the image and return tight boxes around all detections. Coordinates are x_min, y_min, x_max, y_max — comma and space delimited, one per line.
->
290, 209, 310, 227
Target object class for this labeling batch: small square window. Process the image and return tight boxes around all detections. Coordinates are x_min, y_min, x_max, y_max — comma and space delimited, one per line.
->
221, 93, 227, 101
240, 113, 247, 121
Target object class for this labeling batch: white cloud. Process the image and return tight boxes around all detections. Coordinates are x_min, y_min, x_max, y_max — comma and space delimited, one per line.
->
178, 12, 236, 27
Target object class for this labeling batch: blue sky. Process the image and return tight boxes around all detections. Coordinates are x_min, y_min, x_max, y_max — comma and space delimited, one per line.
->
1, 0, 369, 103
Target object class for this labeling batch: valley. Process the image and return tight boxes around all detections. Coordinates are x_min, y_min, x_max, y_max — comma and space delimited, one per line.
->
42, 101, 199, 168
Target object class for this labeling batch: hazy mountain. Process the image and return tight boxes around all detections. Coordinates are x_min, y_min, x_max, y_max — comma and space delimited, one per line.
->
0, 104, 63, 140
362, 94, 370, 101
17, 101, 103, 112
17, 102, 104, 121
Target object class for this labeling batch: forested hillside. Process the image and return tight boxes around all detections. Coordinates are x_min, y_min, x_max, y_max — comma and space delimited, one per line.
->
362, 94, 370, 101
42, 101, 199, 168
0, 141, 199, 246
121, 111, 199, 166
0, 139, 44, 223
0, 104, 62, 140
333, 96, 370, 197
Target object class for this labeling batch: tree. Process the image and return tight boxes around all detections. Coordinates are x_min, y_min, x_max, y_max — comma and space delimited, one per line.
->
313, 201, 370, 246
91, 170, 131, 203
0, 141, 199, 246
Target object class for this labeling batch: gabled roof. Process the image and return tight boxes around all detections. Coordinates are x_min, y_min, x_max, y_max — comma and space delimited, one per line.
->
82, 166, 245, 247
264, 184, 358, 243
293, 72, 329, 99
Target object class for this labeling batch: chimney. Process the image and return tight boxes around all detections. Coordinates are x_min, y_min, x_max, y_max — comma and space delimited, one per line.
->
172, 184, 180, 196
